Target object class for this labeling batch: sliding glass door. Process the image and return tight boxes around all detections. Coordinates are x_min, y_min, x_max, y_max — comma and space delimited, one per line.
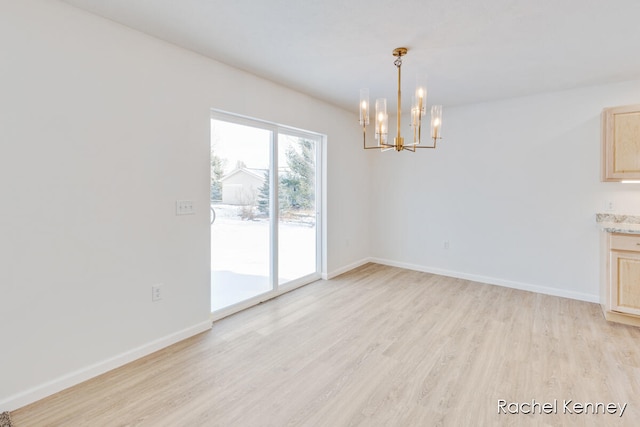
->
210, 114, 321, 314
277, 132, 318, 285
210, 120, 272, 311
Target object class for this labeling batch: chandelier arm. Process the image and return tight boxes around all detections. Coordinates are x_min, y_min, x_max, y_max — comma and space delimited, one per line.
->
363, 127, 380, 149
362, 124, 395, 149
362, 126, 370, 149
414, 138, 441, 149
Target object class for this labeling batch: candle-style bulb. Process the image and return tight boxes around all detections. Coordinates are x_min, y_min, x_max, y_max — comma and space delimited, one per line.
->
359, 88, 370, 126
431, 105, 443, 139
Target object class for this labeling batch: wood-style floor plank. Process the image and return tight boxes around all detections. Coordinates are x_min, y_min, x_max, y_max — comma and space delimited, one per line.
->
11, 263, 640, 426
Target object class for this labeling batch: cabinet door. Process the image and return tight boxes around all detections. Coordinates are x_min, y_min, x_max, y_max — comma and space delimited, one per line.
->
602, 105, 640, 181
611, 250, 640, 316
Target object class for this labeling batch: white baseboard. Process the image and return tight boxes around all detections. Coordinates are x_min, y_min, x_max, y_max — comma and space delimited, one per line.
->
1, 320, 212, 412
323, 257, 372, 280
370, 257, 599, 303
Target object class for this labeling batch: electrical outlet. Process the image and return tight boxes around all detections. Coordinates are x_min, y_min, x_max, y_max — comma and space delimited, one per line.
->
444, 240, 450, 250
176, 200, 195, 215
605, 200, 615, 212
152, 284, 163, 302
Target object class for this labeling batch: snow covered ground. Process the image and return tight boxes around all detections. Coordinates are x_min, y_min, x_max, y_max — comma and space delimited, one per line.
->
211, 204, 316, 311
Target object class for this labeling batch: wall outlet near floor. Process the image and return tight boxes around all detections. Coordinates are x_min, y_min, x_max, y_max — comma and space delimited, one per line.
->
443, 240, 450, 250
176, 200, 195, 215
152, 284, 163, 302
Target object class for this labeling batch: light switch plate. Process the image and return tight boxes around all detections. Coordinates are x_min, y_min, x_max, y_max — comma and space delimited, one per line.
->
176, 200, 195, 215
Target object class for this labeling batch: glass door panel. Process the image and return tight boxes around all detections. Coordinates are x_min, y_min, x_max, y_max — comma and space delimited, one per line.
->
210, 119, 272, 311
277, 133, 318, 285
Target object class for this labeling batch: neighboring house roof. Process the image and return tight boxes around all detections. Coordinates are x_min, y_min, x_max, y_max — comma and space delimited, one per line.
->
220, 167, 266, 182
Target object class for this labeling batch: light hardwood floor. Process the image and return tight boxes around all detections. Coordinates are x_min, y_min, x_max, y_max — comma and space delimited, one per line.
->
12, 263, 640, 426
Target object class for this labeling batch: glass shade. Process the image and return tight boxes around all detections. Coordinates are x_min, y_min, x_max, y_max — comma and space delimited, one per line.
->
359, 88, 370, 126
431, 105, 443, 139
375, 98, 388, 145
415, 74, 428, 116
411, 96, 421, 145
411, 97, 419, 128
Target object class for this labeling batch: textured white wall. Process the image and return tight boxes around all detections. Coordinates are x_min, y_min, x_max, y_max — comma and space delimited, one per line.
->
0, 0, 369, 409
371, 80, 640, 301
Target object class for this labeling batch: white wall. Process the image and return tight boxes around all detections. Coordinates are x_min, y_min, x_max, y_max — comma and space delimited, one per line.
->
371, 79, 640, 301
0, 0, 369, 410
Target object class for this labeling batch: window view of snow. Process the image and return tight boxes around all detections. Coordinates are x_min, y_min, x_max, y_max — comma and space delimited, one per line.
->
211, 119, 317, 311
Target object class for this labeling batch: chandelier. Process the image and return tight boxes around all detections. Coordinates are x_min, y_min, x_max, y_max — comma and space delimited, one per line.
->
359, 47, 443, 151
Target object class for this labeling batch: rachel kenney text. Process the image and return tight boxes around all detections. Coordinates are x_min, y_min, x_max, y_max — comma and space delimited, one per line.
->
498, 399, 628, 417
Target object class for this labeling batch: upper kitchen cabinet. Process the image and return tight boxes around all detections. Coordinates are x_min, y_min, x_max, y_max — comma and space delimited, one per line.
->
602, 104, 640, 181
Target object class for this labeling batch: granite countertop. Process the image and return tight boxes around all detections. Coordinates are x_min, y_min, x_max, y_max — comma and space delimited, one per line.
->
596, 213, 640, 234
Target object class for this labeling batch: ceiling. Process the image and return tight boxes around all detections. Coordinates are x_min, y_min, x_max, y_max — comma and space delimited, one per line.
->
61, 0, 640, 111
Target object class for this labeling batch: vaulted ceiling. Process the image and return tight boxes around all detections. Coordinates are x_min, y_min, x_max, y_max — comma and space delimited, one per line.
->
62, 0, 640, 111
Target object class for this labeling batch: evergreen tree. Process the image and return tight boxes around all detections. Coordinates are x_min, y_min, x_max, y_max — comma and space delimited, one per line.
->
281, 139, 315, 210
210, 150, 226, 201
258, 172, 291, 215
257, 171, 270, 216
